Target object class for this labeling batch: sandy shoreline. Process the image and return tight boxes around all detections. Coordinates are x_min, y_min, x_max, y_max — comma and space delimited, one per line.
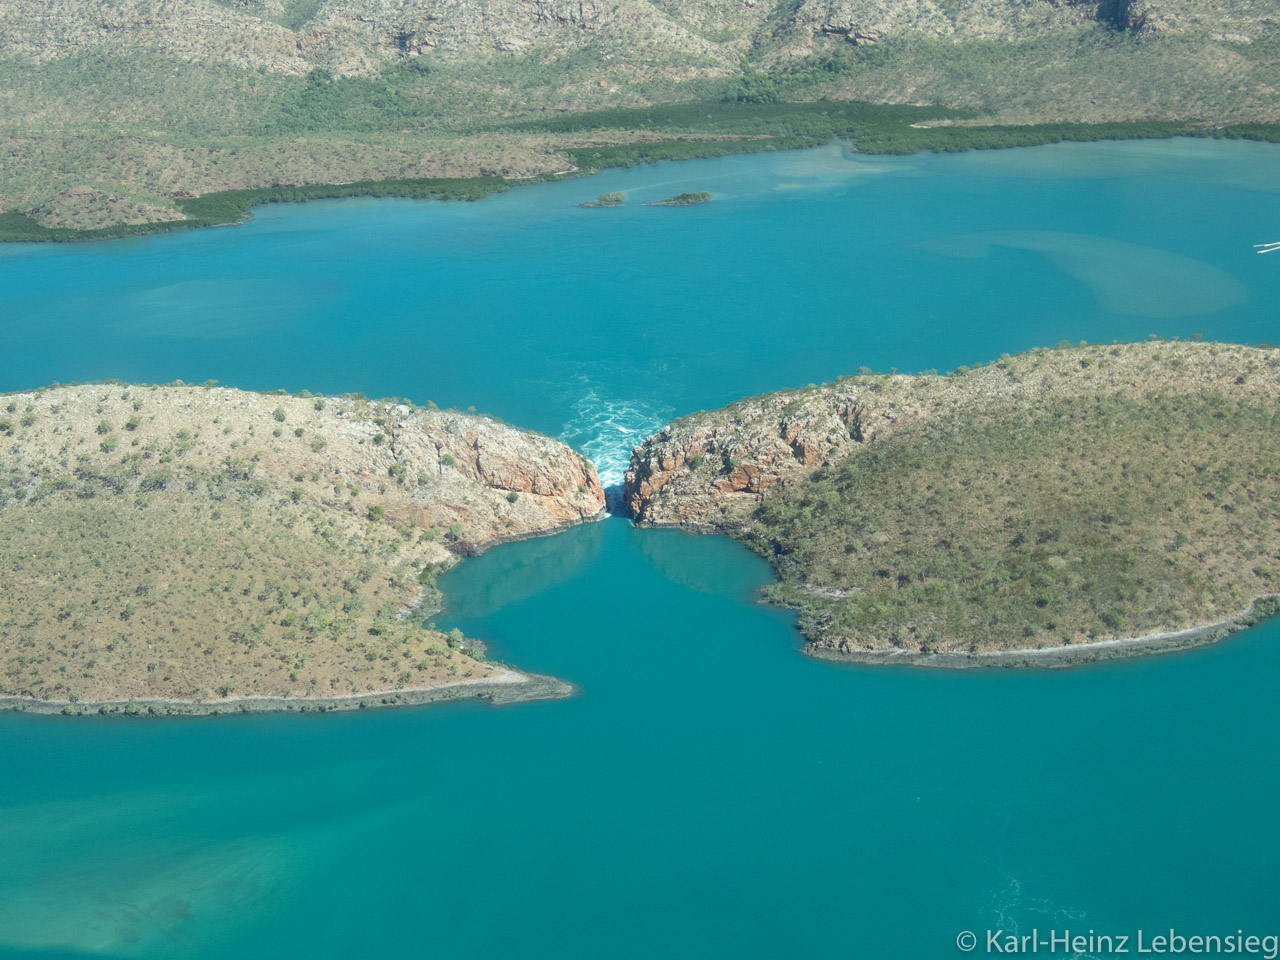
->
806, 595, 1280, 669
0, 669, 573, 718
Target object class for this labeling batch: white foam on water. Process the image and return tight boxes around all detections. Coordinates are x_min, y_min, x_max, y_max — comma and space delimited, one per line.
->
984, 872, 1097, 956
557, 384, 669, 490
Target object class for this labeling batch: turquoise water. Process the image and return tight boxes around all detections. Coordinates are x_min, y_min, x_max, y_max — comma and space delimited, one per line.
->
2, 139, 1276, 480
1, 139, 1279, 957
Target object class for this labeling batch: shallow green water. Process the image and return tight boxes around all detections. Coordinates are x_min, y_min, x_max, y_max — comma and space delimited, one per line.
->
1, 139, 1278, 958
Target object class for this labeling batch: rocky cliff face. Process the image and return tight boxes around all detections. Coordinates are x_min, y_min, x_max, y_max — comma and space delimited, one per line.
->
362, 396, 606, 549
624, 379, 924, 525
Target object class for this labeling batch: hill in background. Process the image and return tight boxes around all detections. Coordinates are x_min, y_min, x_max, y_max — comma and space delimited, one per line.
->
0, 0, 1276, 229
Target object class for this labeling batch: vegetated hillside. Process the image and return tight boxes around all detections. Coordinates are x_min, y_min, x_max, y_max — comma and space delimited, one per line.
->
0, 0, 1276, 230
625, 341, 1280, 664
0, 382, 603, 711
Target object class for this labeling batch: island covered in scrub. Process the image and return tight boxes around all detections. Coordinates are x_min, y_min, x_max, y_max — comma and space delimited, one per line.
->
0, 383, 604, 714
578, 192, 625, 208
647, 192, 713, 207
625, 341, 1280, 666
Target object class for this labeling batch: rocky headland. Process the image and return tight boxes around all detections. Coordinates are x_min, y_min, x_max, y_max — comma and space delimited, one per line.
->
625, 341, 1280, 665
0, 382, 603, 713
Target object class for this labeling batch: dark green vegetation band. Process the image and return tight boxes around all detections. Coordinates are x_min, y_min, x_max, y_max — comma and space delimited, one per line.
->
0, 176, 510, 243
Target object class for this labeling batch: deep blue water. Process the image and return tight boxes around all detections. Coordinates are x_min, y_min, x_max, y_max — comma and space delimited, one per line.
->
0, 139, 1278, 958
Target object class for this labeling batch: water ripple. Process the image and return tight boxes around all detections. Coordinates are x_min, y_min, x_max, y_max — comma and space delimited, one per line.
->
557, 382, 669, 488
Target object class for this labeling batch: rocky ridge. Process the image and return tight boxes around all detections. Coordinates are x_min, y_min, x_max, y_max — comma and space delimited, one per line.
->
0, 382, 607, 550
625, 341, 1279, 528
1, 0, 1259, 77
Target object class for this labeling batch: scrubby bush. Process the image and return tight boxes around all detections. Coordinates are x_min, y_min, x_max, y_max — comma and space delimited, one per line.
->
139, 469, 173, 491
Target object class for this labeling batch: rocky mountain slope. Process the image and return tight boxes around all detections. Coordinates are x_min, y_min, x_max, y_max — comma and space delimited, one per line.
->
4, 0, 1272, 78
0, 383, 603, 712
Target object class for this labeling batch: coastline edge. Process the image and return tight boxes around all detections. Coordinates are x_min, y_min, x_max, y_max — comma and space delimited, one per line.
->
0, 670, 574, 718
805, 594, 1280, 669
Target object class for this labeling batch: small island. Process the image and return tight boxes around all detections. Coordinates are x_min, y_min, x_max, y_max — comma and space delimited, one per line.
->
647, 191, 713, 207
578, 192, 626, 208
625, 341, 1280, 666
0, 384, 605, 715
